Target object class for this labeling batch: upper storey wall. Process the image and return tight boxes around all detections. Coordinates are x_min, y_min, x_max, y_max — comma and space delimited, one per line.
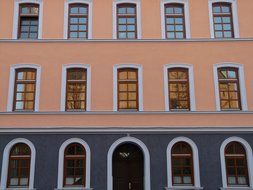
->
0, 0, 253, 39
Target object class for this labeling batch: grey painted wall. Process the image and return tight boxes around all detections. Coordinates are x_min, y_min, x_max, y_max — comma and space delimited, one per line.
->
0, 132, 252, 190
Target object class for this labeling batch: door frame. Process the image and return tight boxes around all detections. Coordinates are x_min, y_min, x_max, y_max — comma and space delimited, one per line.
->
107, 136, 151, 190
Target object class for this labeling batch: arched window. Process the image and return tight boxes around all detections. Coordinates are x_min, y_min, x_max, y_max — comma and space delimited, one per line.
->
7, 143, 31, 188
217, 67, 241, 110
167, 68, 190, 110
68, 3, 89, 39
164, 3, 185, 39
117, 3, 137, 39
117, 68, 139, 110
18, 3, 40, 39
171, 142, 194, 186
225, 142, 249, 186
212, 2, 234, 38
63, 143, 86, 187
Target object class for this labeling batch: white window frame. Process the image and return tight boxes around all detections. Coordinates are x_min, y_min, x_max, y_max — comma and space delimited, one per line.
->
220, 136, 253, 189
213, 63, 247, 111
0, 138, 36, 190
161, 0, 191, 39
166, 137, 202, 190
113, 64, 143, 111
56, 138, 91, 190
7, 64, 41, 112
64, 0, 93, 39
13, 0, 43, 39
107, 136, 151, 190
112, 0, 142, 39
163, 64, 196, 111
61, 64, 91, 111
208, 0, 239, 38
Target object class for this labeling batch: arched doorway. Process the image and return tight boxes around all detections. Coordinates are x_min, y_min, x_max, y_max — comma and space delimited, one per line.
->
112, 143, 144, 190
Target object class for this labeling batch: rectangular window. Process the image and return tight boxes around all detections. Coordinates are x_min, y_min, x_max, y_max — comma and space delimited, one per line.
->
18, 4, 39, 39
68, 4, 89, 39
66, 68, 87, 111
118, 68, 138, 111
13, 68, 36, 111
218, 67, 241, 110
164, 3, 185, 39
168, 68, 190, 110
212, 3, 234, 38
117, 3, 137, 39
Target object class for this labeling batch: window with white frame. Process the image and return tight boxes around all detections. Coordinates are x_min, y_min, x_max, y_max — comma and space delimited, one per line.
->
61, 64, 91, 112
208, 0, 239, 38
213, 63, 247, 111
113, 64, 143, 111
64, 0, 92, 39
113, 0, 141, 39
57, 138, 91, 190
0, 138, 36, 190
164, 64, 196, 111
161, 0, 190, 39
7, 64, 41, 112
166, 137, 202, 189
220, 137, 253, 189
13, 0, 43, 39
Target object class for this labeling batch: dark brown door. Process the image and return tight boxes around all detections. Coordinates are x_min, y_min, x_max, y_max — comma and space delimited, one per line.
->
113, 143, 144, 190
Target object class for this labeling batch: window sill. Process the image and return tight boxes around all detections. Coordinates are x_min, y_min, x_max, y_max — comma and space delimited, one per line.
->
54, 188, 93, 190
165, 187, 204, 190
1, 188, 36, 190
220, 187, 253, 190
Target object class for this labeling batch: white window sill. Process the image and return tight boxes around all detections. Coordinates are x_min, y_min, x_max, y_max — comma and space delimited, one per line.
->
165, 187, 204, 190
220, 187, 253, 190
54, 188, 93, 190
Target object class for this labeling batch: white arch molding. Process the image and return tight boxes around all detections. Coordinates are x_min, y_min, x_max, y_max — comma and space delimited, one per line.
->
213, 63, 247, 111
107, 136, 151, 190
0, 138, 36, 190
166, 137, 202, 190
208, 0, 239, 38
163, 64, 196, 111
56, 138, 91, 190
160, 0, 191, 39
113, 64, 143, 111
64, 0, 93, 39
13, 0, 43, 39
7, 64, 42, 112
112, 0, 142, 39
220, 137, 253, 189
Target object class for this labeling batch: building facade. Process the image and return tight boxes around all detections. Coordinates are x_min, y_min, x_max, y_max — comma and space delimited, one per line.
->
0, 0, 253, 190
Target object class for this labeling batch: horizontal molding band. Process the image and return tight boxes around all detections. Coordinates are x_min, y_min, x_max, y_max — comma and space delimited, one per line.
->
0, 127, 253, 134
0, 111, 253, 115
1, 38, 253, 43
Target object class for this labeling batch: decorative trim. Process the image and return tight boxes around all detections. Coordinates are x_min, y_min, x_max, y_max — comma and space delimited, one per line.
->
12, 0, 43, 39
112, 0, 142, 39
7, 64, 41, 112
208, 0, 239, 38
161, 0, 191, 39
57, 138, 91, 189
220, 137, 253, 188
213, 63, 247, 111
0, 138, 36, 189
60, 64, 91, 111
163, 64, 196, 111
63, 0, 93, 39
107, 136, 151, 190
113, 64, 143, 111
166, 137, 201, 189
1, 127, 253, 133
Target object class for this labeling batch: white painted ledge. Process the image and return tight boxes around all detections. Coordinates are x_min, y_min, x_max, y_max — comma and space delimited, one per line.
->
165, 187, 204, 190
220, 188, 253, 190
